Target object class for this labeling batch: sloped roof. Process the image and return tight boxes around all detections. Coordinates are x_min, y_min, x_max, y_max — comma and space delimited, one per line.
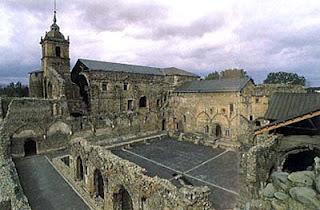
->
174, 77, 252, 93
76, 59, 198, 77
160, 67, 199, 77
265, 93, 320, 121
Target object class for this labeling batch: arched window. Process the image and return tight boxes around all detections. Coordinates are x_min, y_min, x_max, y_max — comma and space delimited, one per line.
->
139, 96, 147, 108
76, 156, 84, 181
94, 169, 105, 199
55, 46, 61, 57
113, 186, 133, 210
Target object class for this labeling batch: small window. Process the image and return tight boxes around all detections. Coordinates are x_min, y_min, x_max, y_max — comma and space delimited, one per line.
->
210, 108, 214, 114
123, 82, 128, 90
255, 98, 259, 103
139, 96, 147, 108
250, 115, 253, 121
221, 108, 226, 114
55, 46, 61, 57
183, 115, 186, 123
229, 104, 234, 114
102, 83, 107, 91
128, 100, 133, 111
204, 125, 209, 133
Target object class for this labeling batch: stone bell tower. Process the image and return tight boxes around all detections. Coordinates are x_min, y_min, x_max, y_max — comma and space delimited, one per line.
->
40, 9, 70, 99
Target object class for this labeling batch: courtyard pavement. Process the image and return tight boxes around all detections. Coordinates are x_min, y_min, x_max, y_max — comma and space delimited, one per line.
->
14, 155, 91, 210
112, 138, 239, 210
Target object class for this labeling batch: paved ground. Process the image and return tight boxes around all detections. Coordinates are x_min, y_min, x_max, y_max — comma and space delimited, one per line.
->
112, 138, 239, 210
14, 155, 90, 210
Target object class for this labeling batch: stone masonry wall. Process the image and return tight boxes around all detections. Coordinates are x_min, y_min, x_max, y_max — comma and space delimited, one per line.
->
69, 138, 213, 210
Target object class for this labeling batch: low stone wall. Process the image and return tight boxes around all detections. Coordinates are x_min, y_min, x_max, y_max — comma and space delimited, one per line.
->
70, 138, 213, 210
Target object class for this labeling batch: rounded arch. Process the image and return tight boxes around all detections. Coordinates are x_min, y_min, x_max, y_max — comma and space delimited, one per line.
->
281, 147, 320, 172
113, 185, 133, 210
12, 124, 44, 139
93, 169, 105, 199
47, 121, 72, 136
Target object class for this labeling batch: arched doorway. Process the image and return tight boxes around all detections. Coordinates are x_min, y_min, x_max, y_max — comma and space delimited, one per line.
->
216, 124, 222, 138
94, 169, 104, 199
76, 156, 84, 181
113, 186, 133, 210
282, 148, 320, 172
24, 139, 37, 156
139, 96, 147, 108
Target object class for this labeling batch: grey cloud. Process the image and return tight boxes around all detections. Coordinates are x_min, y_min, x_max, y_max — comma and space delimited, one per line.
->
77, 1, 168, 31
149, 14, 226, 39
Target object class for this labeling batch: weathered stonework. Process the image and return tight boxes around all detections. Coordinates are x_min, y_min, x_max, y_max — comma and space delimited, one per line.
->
65, 138, 213, 210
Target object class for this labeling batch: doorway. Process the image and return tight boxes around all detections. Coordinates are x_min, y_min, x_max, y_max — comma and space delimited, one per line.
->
24, 139, 37, 156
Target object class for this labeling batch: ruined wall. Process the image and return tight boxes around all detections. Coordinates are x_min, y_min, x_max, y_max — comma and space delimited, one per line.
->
3, 98, 72, 157
28, 71, 43, 98
68, 138, 212, 210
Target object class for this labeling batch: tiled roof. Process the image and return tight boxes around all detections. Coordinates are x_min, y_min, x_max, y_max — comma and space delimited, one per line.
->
264, 93, 320, 121
77, 59, 198, 77
174, 77, 252, 93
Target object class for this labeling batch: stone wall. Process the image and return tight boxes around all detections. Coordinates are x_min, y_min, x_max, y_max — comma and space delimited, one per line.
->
2, 98, 72, 157
168, 82, 255, 142
28, 71, 44, 98
69, 138, 213, 210
78, 71, 169, 116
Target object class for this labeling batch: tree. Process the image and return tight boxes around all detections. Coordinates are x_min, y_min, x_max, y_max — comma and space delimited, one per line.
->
205, 71, 220, 80
0, 82, 29, 97
205, 69, 247, 80
263, 72, 306, 86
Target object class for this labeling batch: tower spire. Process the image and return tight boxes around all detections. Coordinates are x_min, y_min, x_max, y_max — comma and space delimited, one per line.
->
53, 0, 57, 23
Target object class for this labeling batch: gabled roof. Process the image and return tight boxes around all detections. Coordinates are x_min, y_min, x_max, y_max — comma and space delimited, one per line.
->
74, 59, 198, 77
160, 67, 199, 77
265, 93, 320, 121
173, 77, 252, 93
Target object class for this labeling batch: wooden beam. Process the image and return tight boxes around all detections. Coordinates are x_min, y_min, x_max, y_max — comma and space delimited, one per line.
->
255, 110, 320, 135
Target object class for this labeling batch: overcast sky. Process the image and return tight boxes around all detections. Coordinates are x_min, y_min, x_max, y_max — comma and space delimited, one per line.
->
1, 0, 320, 86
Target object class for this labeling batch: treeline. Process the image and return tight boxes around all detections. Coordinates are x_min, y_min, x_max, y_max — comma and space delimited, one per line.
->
0, 82, 29, 97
